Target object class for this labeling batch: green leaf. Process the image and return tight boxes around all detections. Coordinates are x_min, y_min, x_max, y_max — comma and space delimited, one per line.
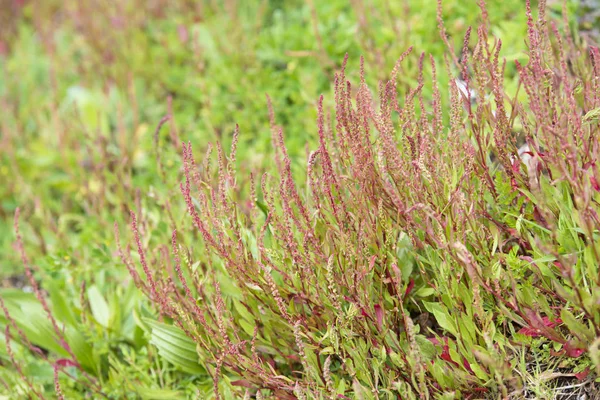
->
256, 200, 269, 216
415, 335, 436, 360
46, 281, 76, 326
136, 387, 183, 400
583, 107, 600, 124
458, 314, 477, 346
109, 289, 123, 335
238, 319, 255, 336
469, 360, 490, 381
233, 300, 255, 325
414, 287, 435, 297
560, 308, 594, 343
143, 318, 206, 375
64, 325, 97, 374
217, 273, 242, 299
423, 302, 457, 336
1, 297, 68, 357
132, 307, 151, 335
87, 285, 110, 328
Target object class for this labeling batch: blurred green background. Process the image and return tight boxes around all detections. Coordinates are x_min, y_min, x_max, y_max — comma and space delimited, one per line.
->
2, 0, 576, 278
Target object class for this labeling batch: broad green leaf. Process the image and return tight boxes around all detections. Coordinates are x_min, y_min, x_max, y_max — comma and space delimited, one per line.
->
238, 319, 255, 336
46, 280, 76, 326
143, 318, 206, 374
64, 325, 97, 374
233, 300, 255, 325
132, 307, 151, 335
87, 285, 110, 328
415, 335, 436, 360
470, 361, 490, 381
136, 387, 183, 399
414, 287, 435, 297
109, 290, 122, 335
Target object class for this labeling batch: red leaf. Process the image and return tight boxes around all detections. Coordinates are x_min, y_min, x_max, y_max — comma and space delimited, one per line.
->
541, 316, 562, 328
427, 337, 440, 346
575, 368, 590, 381
519, 311, 564, 342
54, 359, 79, 369
553, 261, 564, 269
403, 279, 415, 301
440, 338, 460, 368
360, 308, 370, 319
518, 326, 542, 337
462, 357, 474, 374
430, 337, 472, 371
518, 316, 562, 337
563, 341, 586, 358
374, 304, 384, 330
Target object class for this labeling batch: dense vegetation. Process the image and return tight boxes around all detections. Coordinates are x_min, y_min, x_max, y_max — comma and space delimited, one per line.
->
1, 0, 599, 399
